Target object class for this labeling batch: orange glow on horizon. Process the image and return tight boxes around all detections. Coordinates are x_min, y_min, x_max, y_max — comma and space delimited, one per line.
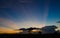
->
31, 29, 42, 33
0, 27, 22, 34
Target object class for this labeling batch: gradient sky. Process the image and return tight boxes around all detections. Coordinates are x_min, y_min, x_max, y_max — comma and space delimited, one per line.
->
0, 0, 60, 29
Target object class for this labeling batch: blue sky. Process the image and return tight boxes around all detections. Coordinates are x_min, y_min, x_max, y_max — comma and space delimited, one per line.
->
0, 0, 60, 29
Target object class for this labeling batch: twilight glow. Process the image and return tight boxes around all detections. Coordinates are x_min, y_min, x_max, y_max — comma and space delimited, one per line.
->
0, 0, 60, 33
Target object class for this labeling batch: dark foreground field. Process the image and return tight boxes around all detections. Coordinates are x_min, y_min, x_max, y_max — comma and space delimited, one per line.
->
0, 34, 60, 38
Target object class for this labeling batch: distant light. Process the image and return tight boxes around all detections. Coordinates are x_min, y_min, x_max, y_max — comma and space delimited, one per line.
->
31, 29, 41, 32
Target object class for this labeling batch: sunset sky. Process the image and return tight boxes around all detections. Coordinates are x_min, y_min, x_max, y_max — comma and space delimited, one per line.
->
0, 0, 60, 32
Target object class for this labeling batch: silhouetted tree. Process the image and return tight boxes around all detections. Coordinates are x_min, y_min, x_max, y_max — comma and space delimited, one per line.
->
19, 28, 26, 30
27, 27, 35, 34
56, 30, 60, 34
41, 25, 57, 34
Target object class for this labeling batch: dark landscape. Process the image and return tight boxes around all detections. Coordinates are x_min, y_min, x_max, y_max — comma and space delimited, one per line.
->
0, 34, 60, 38
0, 26, 60, 38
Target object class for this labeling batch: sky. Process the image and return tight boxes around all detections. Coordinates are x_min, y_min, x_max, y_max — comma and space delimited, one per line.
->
0, 0, 60, 30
